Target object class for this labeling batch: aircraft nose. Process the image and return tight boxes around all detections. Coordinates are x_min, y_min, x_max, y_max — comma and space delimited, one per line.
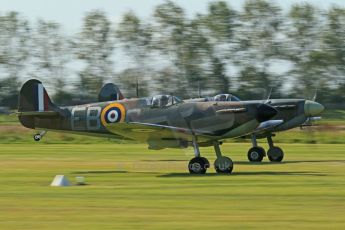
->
256, 104, 278, 122
304, 100, 325, 116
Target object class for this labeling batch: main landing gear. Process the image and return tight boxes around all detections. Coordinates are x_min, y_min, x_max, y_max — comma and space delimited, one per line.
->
266, 135, 284, 162
247, 134, 284, 162
188, 138, 233, 174
33, 131, 47, 142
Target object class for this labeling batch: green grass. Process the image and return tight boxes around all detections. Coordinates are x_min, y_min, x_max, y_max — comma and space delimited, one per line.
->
0, 114, 18, 125
319, 109, 345, 125
0, 143, 344, 229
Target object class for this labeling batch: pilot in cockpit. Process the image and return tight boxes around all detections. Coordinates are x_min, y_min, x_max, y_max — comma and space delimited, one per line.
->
160, 95, 169, 107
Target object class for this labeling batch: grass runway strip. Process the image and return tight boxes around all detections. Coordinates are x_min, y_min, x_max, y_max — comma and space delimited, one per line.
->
0, 143, 344, 229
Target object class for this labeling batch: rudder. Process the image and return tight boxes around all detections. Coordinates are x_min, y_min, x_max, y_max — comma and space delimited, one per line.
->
18, 79, 59, 129
19, 79, 56, 112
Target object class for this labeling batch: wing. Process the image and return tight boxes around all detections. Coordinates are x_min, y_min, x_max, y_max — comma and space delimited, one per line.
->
240, 120, 283, 139
104, 122, 213, 142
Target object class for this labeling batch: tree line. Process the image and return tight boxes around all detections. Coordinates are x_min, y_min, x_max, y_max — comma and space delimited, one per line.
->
0, 0, 344, 109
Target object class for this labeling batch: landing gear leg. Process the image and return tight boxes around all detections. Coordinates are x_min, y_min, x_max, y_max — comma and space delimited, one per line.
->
188, 137, 209, 174
213, 141, 233, 174
33, 131, 47, 142
267, 134, 284, 162
247, 135, 265, 162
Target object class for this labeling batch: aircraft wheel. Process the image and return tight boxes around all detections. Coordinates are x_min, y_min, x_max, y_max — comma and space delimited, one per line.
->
199, 157, 210, 168
267, 147, 284, 162
247, 147, 265, 162
33, 134, 41, 142
188, 157, 209, 174
214, 156, 233, 174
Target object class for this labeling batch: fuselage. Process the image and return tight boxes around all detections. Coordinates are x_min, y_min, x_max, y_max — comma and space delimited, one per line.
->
21, 97, 276, 143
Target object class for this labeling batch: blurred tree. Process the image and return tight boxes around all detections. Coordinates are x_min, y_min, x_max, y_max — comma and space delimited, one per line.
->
237, 66, 276, 99
236, 0, 284, 99
203, 1, 237, 43
210, 57, 229, 94
115, 11, 151, 97
115, 68, 148, 98
0, 2, 344, 107
116, 11, 151, 63
321, 7, 345, 103
0, 12, 30, 108
195, 1, 238, 95
153, 1, 212, 97
76, 10, 114, 100
286, 3, 325, 98
152, 1, 189, 96
153, 67, 181, 95
30, 19, 72, 105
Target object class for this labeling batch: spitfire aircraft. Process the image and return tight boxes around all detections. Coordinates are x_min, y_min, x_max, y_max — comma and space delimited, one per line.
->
187, 93, 324, 163
15, 79, 284, 174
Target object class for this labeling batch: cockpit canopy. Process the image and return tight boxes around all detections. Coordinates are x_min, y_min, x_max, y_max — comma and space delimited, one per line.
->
212, 94, 241, 102
149, 95, 182, 108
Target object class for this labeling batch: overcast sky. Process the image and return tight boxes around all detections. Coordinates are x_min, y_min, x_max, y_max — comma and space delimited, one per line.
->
2, 0, 345, 33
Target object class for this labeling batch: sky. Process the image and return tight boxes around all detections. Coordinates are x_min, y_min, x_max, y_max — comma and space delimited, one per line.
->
2, 0, 345, 33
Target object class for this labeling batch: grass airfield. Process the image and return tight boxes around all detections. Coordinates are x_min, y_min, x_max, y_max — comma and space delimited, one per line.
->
0, 143, 344, 229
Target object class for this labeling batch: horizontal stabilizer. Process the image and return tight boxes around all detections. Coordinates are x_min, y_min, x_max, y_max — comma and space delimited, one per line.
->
12, 111, 60, 117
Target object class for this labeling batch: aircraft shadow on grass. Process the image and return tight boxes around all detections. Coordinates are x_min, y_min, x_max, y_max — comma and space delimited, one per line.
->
72, 170, 129, 174
158, 171, 327, 177
72, 170, 327, 178
141, 159, 187, 162
72, 170, 161, 175
71, 159, 344, 176
235, 160, 345, 165
71, 170, 327, 177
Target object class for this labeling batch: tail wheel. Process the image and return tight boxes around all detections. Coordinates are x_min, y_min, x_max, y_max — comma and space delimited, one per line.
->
214, 156, 233, 174
33, 134, 41, 142
267, 147, 284, 162
247, 147, 265, 162
188, 157, 209, 174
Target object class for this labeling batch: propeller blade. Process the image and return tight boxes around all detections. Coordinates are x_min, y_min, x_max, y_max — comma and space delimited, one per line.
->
312, 88, 318, 102
136, 78, 139, 98
266, 88, 273, 103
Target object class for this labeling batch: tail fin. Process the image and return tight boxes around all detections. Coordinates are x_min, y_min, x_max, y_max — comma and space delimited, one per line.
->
19, 79, 57, 112
17, 79, 59, 128
98, 83, 125, 102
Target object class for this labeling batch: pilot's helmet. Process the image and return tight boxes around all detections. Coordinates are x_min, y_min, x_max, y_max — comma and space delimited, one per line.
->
215, 94, 227, 101
152, 97, 159, 107
160, 95, 169, 106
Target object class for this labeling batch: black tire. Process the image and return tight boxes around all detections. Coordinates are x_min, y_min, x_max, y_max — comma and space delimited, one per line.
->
199, 157, 210, 169
247, 147, 265, 162
267, 147, 284, 162
188, 157, 208, 174
214, 156, 233, 174
34, 134, 41, 142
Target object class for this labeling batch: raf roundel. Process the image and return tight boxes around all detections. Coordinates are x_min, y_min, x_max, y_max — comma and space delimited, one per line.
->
101, 103, 126, 126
